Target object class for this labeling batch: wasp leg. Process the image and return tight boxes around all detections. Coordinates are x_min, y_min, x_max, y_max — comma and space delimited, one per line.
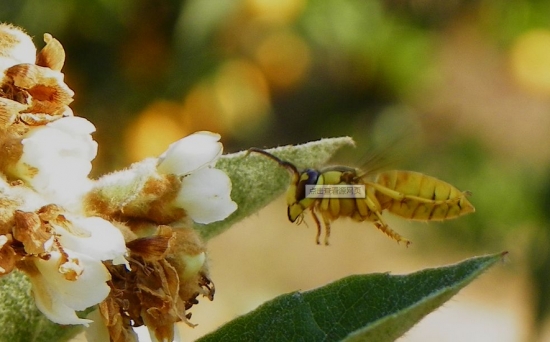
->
323, 216, 331, 246
366, 182, 460, 206
372, 211, 411, 246
310, 210, 322, 245
364, 192, 411, 246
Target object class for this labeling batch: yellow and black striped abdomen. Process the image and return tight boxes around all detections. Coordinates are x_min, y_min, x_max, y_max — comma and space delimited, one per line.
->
374, 170, 475, 221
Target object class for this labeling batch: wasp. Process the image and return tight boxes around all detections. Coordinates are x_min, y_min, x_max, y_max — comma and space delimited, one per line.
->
247, 148, 475, 246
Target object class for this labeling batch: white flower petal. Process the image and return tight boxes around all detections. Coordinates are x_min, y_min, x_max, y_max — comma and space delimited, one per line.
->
31, 276, 93, 325
85, 309, 113, 342
175, 168, 237, 224
11, 117, 98, 205
21, 162, 93, 200
157, 131, 222, 176
34, 251, 110, 310
53, 216, 127, 262
47, 116, 97, 135
24, 117, 98, 162
30, 250, 111, 325
42, 176, 93, 212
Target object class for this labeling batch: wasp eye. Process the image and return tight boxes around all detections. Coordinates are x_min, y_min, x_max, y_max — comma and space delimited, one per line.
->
303, 169, 320, 185
295, 169, 320, 201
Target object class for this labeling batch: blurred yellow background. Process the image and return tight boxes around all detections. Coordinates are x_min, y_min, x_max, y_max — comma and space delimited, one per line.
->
3, 0, 550, 341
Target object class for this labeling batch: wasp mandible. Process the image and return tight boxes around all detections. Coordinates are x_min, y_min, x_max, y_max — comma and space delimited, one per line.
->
247, 148, 475, 246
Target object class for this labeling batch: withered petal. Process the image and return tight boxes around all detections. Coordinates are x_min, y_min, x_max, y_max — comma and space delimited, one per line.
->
0, 197, 20, 236
5, 63, 73, 116
36, 33, 65, 71
103, 228, 212, 342
137, 259, 179, 300
13, 210, 52, 255
0, 98, 24, 129
99, 298, 138, 342
0, 236, 16, 276
37, 203, 64, 222
19, 112, 62, 126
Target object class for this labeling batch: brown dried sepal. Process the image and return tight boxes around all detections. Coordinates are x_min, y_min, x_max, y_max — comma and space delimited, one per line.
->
140, 174, 186, 224
13, 210, 52, 255
165, 228, 214, 302
126, 225, 175, 261
87, 173, 187, 226
102, 226, 213, 342
4, 63, 74, 118
35, 33, 65, 71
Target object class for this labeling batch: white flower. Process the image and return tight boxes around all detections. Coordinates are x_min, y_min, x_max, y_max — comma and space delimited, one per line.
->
52, 215, 128, 266
26, 215, 127, 325
176, 168, 237, 224
157, 131, 222, 175
29, 250, 110, 325
11, 116, 97, 207
157, 131, 237, 224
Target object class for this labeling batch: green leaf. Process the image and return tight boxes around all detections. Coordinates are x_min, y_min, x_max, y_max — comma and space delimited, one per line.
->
197, 252, 507, 342
0, 270, 82, 342
198, 137, 355, 240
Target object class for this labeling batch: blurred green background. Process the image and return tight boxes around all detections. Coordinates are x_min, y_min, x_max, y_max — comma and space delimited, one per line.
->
3, 0, 550, 341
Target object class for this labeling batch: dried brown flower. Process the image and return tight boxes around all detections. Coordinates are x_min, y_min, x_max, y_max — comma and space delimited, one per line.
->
0, 25, 73, 132
0, 24, 236, 341
101, 226, 214, 342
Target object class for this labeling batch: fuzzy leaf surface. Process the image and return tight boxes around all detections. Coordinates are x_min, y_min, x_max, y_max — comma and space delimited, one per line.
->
197, 252, 506, 342
0, 271, 82, 342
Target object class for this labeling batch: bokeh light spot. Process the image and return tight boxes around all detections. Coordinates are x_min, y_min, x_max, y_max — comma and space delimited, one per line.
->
213, 59, 272, 137
510, 29, 550, 96
125, 101, 187, 163
245, 0, 306, 25
254, 30, 311, 90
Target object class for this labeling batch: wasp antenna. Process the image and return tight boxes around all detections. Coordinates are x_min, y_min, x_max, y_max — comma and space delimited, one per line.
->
246, 147, 300, 177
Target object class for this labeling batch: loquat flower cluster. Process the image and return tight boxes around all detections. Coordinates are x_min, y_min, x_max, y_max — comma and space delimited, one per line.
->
0, 23, 237, 342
